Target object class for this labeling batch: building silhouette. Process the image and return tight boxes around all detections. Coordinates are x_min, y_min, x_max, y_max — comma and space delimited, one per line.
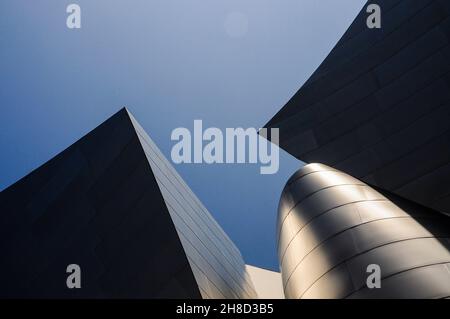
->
0, 108, 258, 298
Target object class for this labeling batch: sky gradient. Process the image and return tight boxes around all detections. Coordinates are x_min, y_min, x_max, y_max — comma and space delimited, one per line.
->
0, 0, 365, 270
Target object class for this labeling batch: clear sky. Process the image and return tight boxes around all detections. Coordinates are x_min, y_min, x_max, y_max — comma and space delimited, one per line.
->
0, 0, 365, 270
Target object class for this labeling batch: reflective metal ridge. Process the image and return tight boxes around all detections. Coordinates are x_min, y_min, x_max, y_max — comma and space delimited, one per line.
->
278, 163, 450, 299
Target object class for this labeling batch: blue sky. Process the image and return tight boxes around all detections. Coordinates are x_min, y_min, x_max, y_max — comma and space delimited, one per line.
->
0, 0, 365, 270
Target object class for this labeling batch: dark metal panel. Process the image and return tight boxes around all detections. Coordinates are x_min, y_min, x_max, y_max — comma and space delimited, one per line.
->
263, 0, 450, 215
374, 26, 448, 85
0, 109, 199, 298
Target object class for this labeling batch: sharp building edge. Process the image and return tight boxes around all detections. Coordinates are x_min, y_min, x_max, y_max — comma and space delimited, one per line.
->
0, 108, 258, 298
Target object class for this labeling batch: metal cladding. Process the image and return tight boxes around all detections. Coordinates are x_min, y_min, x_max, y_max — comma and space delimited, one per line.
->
127, 111, 257, 299
278, 163, 450, 299
263, 0, 450, 214
0, 108, 257, 299
263, 0, 450, 299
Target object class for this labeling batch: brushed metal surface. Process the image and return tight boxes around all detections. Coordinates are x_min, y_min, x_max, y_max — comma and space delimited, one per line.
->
279, 163, 450, 299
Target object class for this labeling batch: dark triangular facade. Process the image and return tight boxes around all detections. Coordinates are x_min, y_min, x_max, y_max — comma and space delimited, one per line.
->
0, 108, 256, 298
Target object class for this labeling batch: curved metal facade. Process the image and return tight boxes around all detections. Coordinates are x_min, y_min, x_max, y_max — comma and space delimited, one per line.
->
264, 0, 450, 215
278, 163, 450, 299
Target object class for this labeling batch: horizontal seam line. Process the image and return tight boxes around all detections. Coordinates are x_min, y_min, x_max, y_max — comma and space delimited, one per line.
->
280, 214, 412, 269
283, 215, 416, 291
344, 260, 450, 299
277, 183, 373, 244
295, 236, 450, 299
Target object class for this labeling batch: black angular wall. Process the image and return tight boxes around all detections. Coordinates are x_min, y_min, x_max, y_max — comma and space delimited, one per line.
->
0, 108, 256, 299
263, 0, 450, 214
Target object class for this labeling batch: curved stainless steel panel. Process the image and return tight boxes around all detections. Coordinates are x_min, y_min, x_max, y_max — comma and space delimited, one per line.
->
279, 163, 450, 299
